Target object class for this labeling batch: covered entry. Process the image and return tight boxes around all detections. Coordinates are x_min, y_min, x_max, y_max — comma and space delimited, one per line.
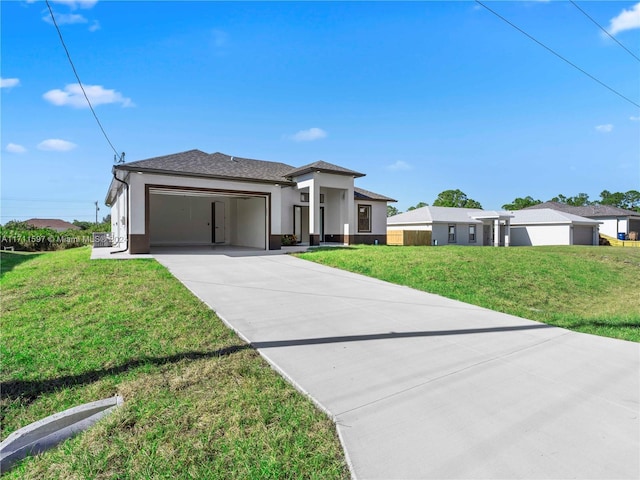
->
148, 187, 268, 249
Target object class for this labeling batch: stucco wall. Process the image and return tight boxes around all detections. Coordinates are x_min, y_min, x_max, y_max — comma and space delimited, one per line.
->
234, 197, 266, 249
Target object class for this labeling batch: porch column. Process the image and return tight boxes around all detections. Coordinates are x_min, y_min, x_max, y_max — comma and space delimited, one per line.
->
344, 185, 354, 244
494, 219, 500, 247
308, 179, 321, 246
504, 218, 511, 247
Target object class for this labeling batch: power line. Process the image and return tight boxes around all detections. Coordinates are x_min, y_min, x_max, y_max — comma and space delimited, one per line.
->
475, 0, 640, 109
570, 0, 640, 63
45, 0, 124, 161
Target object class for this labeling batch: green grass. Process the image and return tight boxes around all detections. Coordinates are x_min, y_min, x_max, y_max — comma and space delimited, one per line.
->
297, 245, 640, 342
0, 248, 348, 479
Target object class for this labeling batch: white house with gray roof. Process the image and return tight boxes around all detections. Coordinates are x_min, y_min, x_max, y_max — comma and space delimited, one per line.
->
105, 150, 395, 253
524, 202, 640, 240
387, 206, 601, 246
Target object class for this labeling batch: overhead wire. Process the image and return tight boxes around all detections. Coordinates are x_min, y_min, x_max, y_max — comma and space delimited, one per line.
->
569, 0, 640, 63
474, 0, 640, 109
44, 0, 124, 161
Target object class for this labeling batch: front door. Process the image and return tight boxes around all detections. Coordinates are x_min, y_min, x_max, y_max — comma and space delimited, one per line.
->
212, 201, 225, 243
320, 207, 325, 242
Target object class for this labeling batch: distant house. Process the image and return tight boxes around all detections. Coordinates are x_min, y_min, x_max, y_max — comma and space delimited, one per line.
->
105, 150, 395, 253
524, 202, 640, 240
387, 206, 601, 246
24, 219, 80, 232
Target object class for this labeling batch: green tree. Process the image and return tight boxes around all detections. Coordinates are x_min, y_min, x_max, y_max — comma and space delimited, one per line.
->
599, 190, 640, 211
502, 196, 542, 210
550, 193, 591, 206
406, 201, 428, 212
72, 220, 94, 230
387, 205, 400, 217
433, 190, 482, 209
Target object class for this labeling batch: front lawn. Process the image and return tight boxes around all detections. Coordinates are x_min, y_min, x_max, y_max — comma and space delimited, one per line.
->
0, 248, 348, 479
297, 245, 640, 342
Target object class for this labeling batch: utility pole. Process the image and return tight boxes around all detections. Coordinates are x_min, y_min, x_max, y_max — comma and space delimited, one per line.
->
95, 201, 100, 224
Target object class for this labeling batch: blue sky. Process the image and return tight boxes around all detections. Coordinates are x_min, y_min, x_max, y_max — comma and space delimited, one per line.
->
2, 0, 639, 222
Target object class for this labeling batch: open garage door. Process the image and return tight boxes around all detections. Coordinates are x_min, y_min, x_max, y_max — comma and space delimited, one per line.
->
148, 187, 268, 249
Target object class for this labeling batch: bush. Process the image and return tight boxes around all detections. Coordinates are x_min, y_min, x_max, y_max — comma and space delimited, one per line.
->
0, 226, 96, 252
281, 234, 298, 246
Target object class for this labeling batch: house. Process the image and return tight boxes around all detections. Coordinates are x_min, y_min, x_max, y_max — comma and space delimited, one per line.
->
24, 218, 80, 232
104, 150, 395, 253
524, 202, 640, 240
387, 206, 514, 246
387, 206, 601, 246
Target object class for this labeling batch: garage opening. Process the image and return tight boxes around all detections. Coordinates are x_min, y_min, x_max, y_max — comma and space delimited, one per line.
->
148, 188, 268, 249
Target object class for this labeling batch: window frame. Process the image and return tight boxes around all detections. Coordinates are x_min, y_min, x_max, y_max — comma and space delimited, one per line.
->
448, 225, 456, 243
469, 224, 476, 243
358, 204, 372, 233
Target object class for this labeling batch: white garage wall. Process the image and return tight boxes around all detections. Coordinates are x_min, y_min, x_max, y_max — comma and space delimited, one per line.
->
234, 197, 266, 249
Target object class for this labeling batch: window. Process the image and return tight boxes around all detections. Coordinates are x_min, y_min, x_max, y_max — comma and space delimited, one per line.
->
301, 193, 309, 202
320, 194, 325, 204
358, 205, 372, 233
448, 225, 456, 243
469, 225, 476, 243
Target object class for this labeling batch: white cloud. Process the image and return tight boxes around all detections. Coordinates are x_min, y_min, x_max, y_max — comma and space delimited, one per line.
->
608, 2, 640, 35
1, 78, 20, 88
37, 139, 77, 151
51, 0, 98, 9
43, 12, 88, 25
387, 160, 411, 171
595, 124, 614, 133
630, 116, 640, 121
43, 84, 133, 108
89, 20, 100, 32
289, 127, 327, 142
6, 143, 27, 154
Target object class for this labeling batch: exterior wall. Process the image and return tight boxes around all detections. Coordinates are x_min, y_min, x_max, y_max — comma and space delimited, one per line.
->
110, 181, 128, 247
510, 224, 570, 246
598, 218, 620, 238
234, 197, 266, 249
434, 223, 481, 246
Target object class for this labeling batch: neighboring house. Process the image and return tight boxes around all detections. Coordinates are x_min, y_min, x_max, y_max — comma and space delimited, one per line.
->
105, 150, 395, 253
387, 206, 514, 246
508, 209, 601, 246
24, 218, 80, 232
387, 206, 601, 246
524, 202, 640, 240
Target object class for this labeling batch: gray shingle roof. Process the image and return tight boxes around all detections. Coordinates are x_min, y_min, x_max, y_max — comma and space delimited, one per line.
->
354, 187, 396, 202
117, 150, 297, 184
525, 201, 640, 218
284, 160, 365, 178
388, 206, 486, 224
509, 209, 601, 225
25, 219, 80, 231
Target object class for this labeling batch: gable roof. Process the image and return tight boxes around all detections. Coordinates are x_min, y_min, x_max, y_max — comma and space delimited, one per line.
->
354, 187, 396, 202
525, 201, 640, 218
116, 150, 296, 185
25, 219, 80, 231
509, 209, 601, 225
284, 160, 365, 179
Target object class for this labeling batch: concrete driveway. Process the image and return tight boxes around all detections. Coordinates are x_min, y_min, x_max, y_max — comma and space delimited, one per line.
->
153, 250, 640, 479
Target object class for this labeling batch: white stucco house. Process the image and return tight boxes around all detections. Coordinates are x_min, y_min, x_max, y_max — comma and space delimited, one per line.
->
387, 206, 601, 246
105, 150, 395, 253
524, 202, 640, 240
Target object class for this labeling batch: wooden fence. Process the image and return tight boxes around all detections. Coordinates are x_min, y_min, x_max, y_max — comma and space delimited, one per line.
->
387, 230, 432, 246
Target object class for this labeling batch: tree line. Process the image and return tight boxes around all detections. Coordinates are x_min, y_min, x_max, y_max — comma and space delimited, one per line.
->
388, 189, 640, 216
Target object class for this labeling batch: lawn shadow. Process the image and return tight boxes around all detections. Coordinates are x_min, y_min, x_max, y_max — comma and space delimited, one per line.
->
0, 252, 42, 277
1, 345, 250, 404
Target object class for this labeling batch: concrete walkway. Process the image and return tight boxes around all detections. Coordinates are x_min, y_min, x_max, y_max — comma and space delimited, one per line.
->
153, 251, 640, 479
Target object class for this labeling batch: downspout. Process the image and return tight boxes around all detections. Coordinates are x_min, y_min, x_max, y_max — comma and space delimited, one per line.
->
110, 169, 129, 254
